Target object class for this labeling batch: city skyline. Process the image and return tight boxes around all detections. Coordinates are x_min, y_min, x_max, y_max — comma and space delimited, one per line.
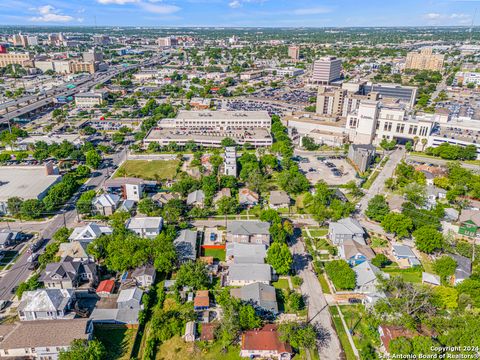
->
1, 0, 480, 27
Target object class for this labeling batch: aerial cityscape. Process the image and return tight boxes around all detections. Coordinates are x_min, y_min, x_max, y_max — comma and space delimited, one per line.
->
0, 1, 479, 360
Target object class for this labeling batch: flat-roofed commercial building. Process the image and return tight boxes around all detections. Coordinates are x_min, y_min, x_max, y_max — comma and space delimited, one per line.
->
0, 165, 62, 214
0, 52, 33, 67
312, 57, 342, 84
75, 91, 107, 108
346, 100, 435, 147
288, 45, 300, 61
405, 48, 444, 71
144, 110, 272, 148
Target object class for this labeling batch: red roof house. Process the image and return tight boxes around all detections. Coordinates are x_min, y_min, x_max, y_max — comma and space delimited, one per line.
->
240, 324, 292, 360
96, 280, 115, 297
378, 325, 415, 354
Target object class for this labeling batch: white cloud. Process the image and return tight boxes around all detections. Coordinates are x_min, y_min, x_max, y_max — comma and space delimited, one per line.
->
138, 1, 180, 14
30, 5, 75, 22
229, 0, 241, 8
423, 12, 471, 24
293, 6, 331, 15
97, 0, 138, 4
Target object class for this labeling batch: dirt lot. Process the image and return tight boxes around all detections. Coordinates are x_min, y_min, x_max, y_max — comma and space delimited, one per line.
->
297, 156, 357, 185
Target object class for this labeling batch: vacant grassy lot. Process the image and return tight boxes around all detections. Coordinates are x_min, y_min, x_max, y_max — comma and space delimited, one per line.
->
114, 160, 179, 181
339, 305, 380, 351
203, 248, 226, 261
272, 278, 290, 290
329, 306, 356, 360
94, 326, 137, 360
309, 228, 328, 237
383, 266, 422, 283
156, 335, 242, 360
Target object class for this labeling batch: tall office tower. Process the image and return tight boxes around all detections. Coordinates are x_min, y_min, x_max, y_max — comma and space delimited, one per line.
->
288, 45, 300, 61
12, 33, 28, 47
311, 57, 342, 84
93, 34, 111, 46
27, 36, 38, 46
82, 49, 103, 63
405, 47, 444, 71
156, 37, 178, 47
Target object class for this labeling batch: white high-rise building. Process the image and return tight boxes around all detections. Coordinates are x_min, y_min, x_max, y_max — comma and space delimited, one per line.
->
311, 57, 342, 84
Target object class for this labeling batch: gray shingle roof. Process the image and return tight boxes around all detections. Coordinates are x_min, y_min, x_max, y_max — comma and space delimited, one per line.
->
230, 282, 278, 313
226, 243, 266, 264
174, 229, 198, 261
227, 221, 270, 236
228, 264, 271, 282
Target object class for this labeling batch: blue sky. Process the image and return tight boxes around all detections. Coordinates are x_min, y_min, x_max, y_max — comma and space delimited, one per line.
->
1, 0, 480, 27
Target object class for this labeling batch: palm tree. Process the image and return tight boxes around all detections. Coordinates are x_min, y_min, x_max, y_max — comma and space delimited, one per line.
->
421, 138, 428, 151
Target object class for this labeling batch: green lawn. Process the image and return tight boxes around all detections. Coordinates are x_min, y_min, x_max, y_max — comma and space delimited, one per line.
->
370, 237, 388, 248
318, 273, 331, 294
272, 278, 290, 290
339, 305, 380, 351
114, 160, 179, 181
329, 306, 356, 360
94, 326, 137, 360
309, 228, 328, 237
383, 266, 422, 283
203, 248, 226, 261
156, 335, 242, 360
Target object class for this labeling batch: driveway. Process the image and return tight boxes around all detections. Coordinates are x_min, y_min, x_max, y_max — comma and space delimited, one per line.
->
290, 238, 342, 360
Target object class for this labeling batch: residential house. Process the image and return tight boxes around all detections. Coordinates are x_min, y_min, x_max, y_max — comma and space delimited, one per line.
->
227, 264, 272, 286
131, 265, 156, 288
18, 289, 74, 321
226, 243, 266, 264
449, 254, 472, 285
68, 223, 112, 243
187, 190, 205, 207
118, 199, 135, 213
104, 177, 156, 201
239, 188, 259, 207
194, 290, 210, 311
174, 229, 198, 263
0, 319, 93, 360
96, 280, 115, 297
422, 272, 441, 286
224, 146, 237, 177
444, 208, 459, 222
0, 231, 20, 250
353, 261, 389, 293
90, 287, 143, 326
227, 221, 270, 245
213, 187, 232, 205
92, 193, 121, 216
339, 239, 375, 266
392, 244, 421, 267
269, 190, 290, 210
230, 282, 278, 314
117, 287, 144, 310
458, 210, 480, 237
425, 185, 447, 209
329, 217, 366, 245
184, 321, 196, 342
126, 217, 163, 238
40, 259, 97, 289
200, 323, 218, 342
240, 324, 293, 360
152, 192, 180, 206
57, 241, 92, 262
420, 170, 435, 186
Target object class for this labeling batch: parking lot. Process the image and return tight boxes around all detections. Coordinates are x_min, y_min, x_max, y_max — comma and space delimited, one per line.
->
296, 155, 357, 185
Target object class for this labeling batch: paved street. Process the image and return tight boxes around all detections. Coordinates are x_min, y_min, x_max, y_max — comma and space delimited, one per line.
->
357, 147, 405, 214
407, 154, 480, 172
290, 238, 342, 360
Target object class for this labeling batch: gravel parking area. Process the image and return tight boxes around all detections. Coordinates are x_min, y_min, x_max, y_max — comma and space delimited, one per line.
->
297, 156, 357, 185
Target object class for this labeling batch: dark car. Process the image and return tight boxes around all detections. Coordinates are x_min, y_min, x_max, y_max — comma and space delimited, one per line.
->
348, 298, 361, 304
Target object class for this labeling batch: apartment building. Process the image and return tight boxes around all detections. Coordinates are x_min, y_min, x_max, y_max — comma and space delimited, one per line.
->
70, 61, 96, 74
224, 146, 237, 176
311, 57, 342, 84
156, 37, 178, 47
316, 86, 379, 117
454, 71, 480, 86
405, 48, 444, 71
346, 100, 434, 147
83, 49, 103, 63
288, 45, 300, 61
0, 52, 33, 67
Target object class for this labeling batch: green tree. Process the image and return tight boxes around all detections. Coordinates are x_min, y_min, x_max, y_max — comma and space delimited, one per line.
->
20, 199, 45, 219
76, 190, 96, 215
137, 198, 160, 216
371, 254, 392, 268
175, 261, 210, 290
389, 337, 413, 356
278, 322, 319, 350
238, 304, 262, 330
381, 213, 413, 238
217, 196, 238, 215
365, 195, 390, 222
266, 242, 293, 275
85, 150, 102, 169
432, 256, 457, 281
324, 260, 356, 290
413, 226, 444, 253
7, 197, 23, 216
58, 339, 106, 360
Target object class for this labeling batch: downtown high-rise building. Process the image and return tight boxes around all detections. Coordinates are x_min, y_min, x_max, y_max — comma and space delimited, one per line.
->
311, 57, 342, 84
288, 45, 300, 61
